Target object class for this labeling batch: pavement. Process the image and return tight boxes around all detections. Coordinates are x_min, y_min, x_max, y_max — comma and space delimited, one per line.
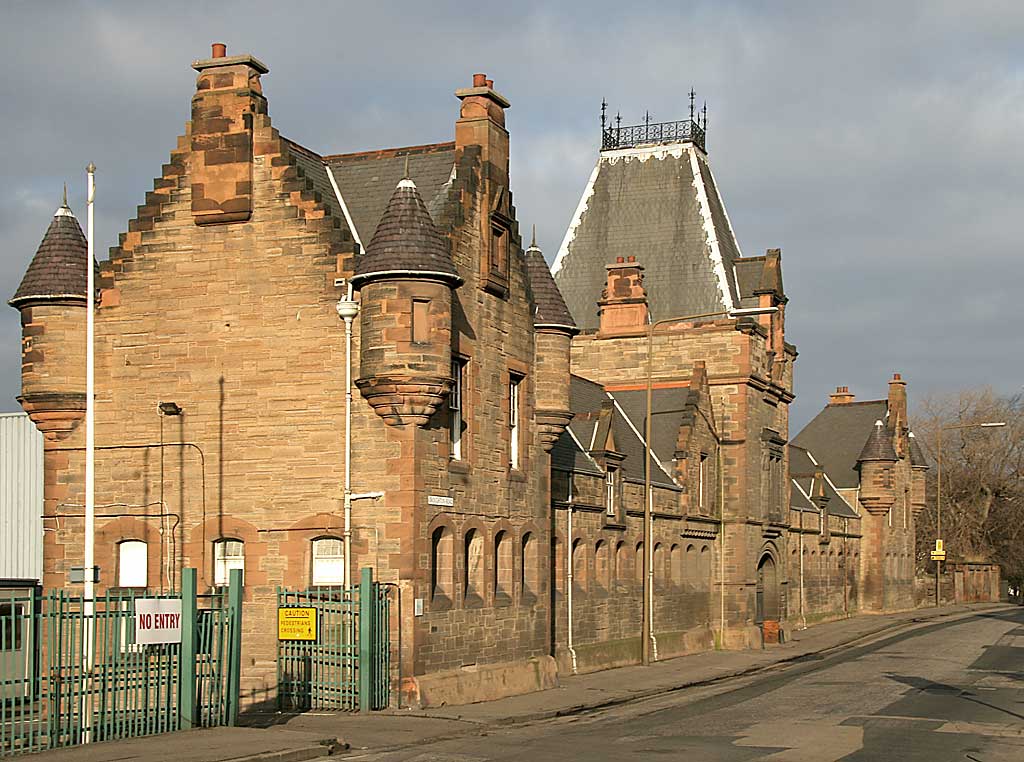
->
25, 602, 1016, 761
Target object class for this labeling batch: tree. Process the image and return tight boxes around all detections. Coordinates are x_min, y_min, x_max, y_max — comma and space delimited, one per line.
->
912, 387, 1024, 588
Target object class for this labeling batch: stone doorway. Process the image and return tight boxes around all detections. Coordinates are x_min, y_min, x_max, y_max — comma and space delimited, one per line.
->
756, 553, 781, 643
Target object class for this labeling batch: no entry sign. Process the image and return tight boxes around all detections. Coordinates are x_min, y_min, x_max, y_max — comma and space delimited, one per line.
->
135, 598, 183, 645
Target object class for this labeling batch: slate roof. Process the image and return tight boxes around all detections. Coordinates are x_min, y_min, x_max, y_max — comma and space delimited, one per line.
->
788, 445, 859, 518
857, 420, 897, 462
550, 375, 681, 489
792, 400, 888, 489
325, 143, 456, 245
551, 144, 743, 330
908, 432, 929, 468
734, 258, 765, 309
524, 242, 576, 330
11, 203, 93, 307
352, 176, 460, 286
282, 138, 348, 231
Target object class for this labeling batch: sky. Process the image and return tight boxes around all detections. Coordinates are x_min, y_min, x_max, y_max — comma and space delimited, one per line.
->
1, 0, 1021, 431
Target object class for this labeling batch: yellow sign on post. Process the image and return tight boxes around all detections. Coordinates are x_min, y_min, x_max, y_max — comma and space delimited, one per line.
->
278, 607, 317, 641
935, 539, 944, 552
931, 550, 946, 561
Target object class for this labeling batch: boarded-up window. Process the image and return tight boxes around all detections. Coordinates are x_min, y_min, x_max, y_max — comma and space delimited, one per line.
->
671, 544, 682, 586
595, 540, 610, 589
412, 299, 430, 343
464, 529, 484, 601
494, 530, 512, 600
118, 540, 147, 589
431, 527, 453, 601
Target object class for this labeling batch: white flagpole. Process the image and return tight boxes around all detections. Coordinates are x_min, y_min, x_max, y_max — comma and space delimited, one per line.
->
82, 162, 96, 743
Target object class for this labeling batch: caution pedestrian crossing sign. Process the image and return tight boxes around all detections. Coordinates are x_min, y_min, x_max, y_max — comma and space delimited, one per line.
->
278, 607, 317, 641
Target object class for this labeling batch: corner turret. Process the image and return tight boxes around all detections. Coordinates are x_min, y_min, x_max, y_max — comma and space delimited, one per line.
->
524, 231, 576, 450
353, 172, 462, 426
856, 420, 897, 515
9, 195, 91, 439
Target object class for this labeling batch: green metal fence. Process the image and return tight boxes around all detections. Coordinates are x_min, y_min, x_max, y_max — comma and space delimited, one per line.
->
0, 568, 242, 757
277, 567, 390, 712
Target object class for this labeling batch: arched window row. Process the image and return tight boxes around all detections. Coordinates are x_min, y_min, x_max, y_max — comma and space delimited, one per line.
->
430, 524, 545, 607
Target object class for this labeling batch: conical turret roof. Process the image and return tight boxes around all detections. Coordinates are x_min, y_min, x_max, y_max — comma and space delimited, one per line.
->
524, 230, 577, 331
351, 175, 461, 288
10, 197, 92, 308
908, 432, 929, 469
857, 420, 897, 463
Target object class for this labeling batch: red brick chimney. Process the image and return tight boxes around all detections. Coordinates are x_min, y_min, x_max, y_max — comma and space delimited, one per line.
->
598, 256, 648, 335
829, 386, 855, 405
455, 72, 510, 179
190, 43, 269, 225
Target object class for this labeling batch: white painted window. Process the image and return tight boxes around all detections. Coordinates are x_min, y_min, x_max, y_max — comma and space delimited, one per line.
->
450, 358, 465, 460
312, 538, 344, 586
213, 539, 244, 586
605, 467, 618, 517
509, 374, 522, 470
118, 540, 147, 588
698, 453, 708, 510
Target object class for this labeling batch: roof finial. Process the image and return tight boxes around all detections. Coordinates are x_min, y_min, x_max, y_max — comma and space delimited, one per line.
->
62, 182, 68, 208
531, 224, 537, 249
689, 88, 696, 121
397, 156, 416, 189
600, 98, 607, 133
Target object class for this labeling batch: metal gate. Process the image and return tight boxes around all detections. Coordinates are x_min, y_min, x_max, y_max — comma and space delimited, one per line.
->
277, 568, 390, 712
0, 568, 241, 757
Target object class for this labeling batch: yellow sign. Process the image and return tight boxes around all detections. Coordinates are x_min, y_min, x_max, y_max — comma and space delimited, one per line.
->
931, 550, 946, 561
278, 607, 317, 641
935, 539, 944, 552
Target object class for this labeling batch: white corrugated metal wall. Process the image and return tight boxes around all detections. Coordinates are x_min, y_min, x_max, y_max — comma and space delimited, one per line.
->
0, 412, 44, 581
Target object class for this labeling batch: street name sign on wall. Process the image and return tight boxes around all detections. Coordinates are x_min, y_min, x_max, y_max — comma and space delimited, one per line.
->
135, 598, 183, 645
278, 607, 317, 641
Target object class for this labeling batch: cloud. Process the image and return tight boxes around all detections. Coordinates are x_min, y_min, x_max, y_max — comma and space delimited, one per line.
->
1, 0, 1021, 430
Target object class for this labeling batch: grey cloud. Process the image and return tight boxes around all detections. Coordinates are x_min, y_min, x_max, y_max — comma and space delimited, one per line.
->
1, 0, 1021, 431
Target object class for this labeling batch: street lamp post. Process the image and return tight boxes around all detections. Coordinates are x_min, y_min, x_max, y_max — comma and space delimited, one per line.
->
641, 305, 777, 666
934, 421, 1005, 606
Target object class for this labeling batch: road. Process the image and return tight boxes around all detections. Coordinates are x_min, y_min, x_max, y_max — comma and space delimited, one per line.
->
355, 608, 1024, 761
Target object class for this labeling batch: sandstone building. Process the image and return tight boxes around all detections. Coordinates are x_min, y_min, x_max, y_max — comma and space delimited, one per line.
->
12, 46, 946, 709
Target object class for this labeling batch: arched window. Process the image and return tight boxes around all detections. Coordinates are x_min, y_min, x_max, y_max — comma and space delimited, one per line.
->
615, 541, 627, 583
118, 540, 148, 589
685, 544, 698, 589
521, 532, 539, 598
572, 539, 587, 591
700, 544, 712, 589
553, 537, 564, 595
635, 542, 644, 585
671, 544, 682, 586
311, 537, 344, 586
464, 529, 484, 602
653, 543, 665, 586
213, 539, 244, 586
494, 531, 512, 601
431, 526, 453, 602
595, 540, 610, 589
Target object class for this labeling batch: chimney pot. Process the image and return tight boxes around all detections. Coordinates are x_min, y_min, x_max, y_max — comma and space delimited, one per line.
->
212, 42, 227, 58
627, 255, 636, 263
485, 78, 494, 88
893, 372, 902, 381
473, 73, 487, 87
616, 256, 624, 264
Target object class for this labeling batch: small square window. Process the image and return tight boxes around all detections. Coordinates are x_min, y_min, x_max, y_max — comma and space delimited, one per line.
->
214, 539, 244, 586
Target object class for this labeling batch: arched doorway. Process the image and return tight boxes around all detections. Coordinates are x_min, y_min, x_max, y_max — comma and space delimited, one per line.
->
756, 553, 780, 638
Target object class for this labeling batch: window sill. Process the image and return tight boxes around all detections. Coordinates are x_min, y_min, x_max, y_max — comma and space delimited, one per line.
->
430, 593, 453, 612
519, 591, 538, 607
493, 592, 513, 608
508, 469, 527, 483
463, 593, 485, 610
448, 460, 471, 475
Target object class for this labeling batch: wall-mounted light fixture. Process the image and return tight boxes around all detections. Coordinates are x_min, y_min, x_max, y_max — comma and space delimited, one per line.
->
158, 401, 183, 416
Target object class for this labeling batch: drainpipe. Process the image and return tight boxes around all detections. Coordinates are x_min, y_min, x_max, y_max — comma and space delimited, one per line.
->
566, 479, 578, 674
718, 444, 726, 648
336, 285, 360, 588
799, 510, 806, 629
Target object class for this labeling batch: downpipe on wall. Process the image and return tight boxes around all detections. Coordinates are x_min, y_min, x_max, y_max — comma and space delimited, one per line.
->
566, 481, 578, 675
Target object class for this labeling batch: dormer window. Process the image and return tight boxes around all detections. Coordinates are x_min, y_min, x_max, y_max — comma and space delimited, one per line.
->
484, 211, 512, 297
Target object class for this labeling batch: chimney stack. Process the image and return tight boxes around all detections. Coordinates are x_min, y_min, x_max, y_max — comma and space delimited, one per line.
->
888, 372, 907, 431
189, 44, 269, 225
455, 71, 511, 178
597, 257, 648, 335
829, 386, 855, 405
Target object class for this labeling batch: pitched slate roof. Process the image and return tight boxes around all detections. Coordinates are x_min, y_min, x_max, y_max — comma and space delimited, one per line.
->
792, 400, 888, 489
550, 375, 681, 489
551, 142, 743, 330
788, 445, 859, 518
351, 175, 460, 287
324, 143, 456, 246
524, 240, 576, 330
11, 202, 92, 307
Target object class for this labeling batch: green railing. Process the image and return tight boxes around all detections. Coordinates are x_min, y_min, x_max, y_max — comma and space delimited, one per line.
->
0, 568, 242, 757
277, 567, 390, 713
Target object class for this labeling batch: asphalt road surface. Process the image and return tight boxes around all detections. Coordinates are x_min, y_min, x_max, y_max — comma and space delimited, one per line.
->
356, 609, 1024, 761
